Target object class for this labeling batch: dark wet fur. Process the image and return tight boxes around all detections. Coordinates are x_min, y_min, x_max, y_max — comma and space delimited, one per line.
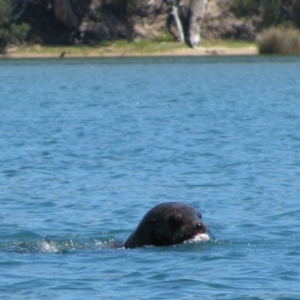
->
124, 202, 208, 249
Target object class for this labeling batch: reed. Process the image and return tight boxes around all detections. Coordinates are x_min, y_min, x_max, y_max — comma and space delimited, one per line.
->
257, 27, 300, 54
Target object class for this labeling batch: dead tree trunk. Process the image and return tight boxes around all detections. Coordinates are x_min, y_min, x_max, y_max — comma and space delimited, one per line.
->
188, 0, 207, 48
171, 4, 185, 43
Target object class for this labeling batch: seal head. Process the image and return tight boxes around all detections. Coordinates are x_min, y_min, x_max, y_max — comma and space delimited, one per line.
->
124, 202, 208, 248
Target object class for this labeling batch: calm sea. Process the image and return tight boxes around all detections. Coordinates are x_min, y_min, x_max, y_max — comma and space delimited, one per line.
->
1, 56, 300, 299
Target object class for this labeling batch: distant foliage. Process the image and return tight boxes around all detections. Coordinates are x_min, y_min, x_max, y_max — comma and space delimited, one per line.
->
261, 0, 283, 26
0, 0, 11, 24
230, 0, 300, 28
0, 0, 30, 51
229, 0, 259, 18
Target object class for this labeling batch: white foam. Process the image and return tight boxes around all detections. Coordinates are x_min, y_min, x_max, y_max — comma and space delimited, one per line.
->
39, 240, 59, 253
185, 233, 210, 243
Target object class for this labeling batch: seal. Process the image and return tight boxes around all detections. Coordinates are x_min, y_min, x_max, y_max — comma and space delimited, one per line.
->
124, 202, 209, 248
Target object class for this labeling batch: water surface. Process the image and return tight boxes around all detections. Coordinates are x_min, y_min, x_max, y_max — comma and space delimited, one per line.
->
1, 56, 300, 299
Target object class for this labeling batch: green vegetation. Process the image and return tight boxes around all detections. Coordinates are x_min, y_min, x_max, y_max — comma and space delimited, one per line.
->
9, 39, 257, 58
261, 0, 283, 26
230, 0, 300, 28
200, 39, 255, 48
15, 39, 187, 57
101, 38, 256, 53
229, 0, 300, 54
0, 0, 30, 52
257, 27, 300, 54
110, 38, 183, 52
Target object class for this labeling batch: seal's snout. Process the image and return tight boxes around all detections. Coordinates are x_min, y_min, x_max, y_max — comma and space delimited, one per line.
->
195, 222, 206, 233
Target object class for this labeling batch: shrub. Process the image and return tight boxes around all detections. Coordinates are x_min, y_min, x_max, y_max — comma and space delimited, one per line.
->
257, 27, 300, 54
0, 0, 30, 52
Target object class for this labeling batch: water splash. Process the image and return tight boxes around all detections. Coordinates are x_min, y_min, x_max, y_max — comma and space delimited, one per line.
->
1, 235, 119, 253
38, 239, 60, 253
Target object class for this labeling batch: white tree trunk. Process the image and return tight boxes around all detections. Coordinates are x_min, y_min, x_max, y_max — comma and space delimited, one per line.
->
171, 4, 185, 43
188, 0, 208, 48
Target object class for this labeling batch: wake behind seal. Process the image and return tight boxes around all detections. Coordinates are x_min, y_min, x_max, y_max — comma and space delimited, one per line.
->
124, 202, 210, 248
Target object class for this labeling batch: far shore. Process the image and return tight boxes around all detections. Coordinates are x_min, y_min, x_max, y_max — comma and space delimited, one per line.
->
1, 41, 258, 59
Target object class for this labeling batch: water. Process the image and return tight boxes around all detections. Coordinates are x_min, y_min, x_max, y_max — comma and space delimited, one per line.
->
1, 56, 300, 299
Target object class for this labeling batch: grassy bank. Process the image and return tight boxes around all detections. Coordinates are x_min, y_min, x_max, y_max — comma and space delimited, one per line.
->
2, 39, 258, 58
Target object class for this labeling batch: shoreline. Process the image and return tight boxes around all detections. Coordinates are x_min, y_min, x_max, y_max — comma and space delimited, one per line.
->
1, 44, 258, 59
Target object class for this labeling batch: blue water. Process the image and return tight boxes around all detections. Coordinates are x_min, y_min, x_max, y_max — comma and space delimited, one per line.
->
1, 56, 300, 299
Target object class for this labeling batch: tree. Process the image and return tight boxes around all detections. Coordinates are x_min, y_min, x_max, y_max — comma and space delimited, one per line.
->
0, 0, 30, 52
164, 0, 208, 47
